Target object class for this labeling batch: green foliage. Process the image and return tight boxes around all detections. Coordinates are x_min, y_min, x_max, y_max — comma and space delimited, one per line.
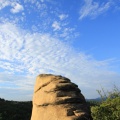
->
91, 86, 120, 120
0, 100, 32, 120
0, 113, 2, 120
86, 100, 100, 107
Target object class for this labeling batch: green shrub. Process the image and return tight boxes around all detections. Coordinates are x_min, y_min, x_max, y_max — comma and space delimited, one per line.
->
91, 86, 120, 120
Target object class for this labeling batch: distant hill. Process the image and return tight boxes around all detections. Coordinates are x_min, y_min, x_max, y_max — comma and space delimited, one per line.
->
86, 97, 107, 102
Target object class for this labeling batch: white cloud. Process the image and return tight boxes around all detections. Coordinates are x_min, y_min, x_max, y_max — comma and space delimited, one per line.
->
0, 0, 77, 40
10, 3, 24, 13
0, 22, 120, 100
52, 21, 61, 31
79, 0, 112, 19
0, 0, 24, 14
0, 0, 11, 10
59, 14, 68, 20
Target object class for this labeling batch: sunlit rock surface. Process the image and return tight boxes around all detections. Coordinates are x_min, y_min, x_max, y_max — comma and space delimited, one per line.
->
31, 74, 93, 120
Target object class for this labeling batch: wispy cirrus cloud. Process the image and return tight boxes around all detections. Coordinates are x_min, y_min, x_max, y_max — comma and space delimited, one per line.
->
79, 0, 112, 19
0, 22, 120, 100
0, 0, 120, 101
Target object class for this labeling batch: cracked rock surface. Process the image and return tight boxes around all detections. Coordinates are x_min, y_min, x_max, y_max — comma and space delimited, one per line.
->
31, 74, 93, 120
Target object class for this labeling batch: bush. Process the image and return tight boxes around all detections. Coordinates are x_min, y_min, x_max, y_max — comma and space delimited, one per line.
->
91, 86, 120, 120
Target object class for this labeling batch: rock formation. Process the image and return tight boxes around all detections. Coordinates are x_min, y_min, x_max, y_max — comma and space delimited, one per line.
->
31, 74, 93, 120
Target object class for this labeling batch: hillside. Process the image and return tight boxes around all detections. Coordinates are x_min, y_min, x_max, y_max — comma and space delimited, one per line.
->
0, 98, 32, 120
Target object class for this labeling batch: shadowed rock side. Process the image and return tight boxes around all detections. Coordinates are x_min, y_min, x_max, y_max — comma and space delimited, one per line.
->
31, 74, 93, 120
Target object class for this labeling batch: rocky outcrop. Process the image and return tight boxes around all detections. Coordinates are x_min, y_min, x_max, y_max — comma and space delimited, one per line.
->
31, 74, 93, 120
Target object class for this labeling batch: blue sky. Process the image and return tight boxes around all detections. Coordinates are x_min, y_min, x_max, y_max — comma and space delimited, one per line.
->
0, 0, 120, 101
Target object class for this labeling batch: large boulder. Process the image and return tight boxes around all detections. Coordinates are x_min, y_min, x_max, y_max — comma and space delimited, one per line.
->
31, 74, 93, 120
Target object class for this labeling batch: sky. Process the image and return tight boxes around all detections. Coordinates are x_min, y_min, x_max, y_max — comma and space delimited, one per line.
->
0, 0, 120, 101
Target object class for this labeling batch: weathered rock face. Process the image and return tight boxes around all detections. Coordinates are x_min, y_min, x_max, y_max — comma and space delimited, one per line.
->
31, 74, 93, 120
